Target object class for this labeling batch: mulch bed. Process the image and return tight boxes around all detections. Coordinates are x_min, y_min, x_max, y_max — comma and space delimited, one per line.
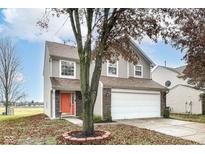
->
0, 114, 199, 145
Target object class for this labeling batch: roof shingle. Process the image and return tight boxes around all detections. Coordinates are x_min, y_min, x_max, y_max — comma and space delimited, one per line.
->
50, 77, 80, 91
100, 76, 167, 91
50, 76, 166, 91
46, 41, 79, 60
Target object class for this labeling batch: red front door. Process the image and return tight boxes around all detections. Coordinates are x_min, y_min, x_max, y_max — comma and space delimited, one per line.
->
61, 93, 72, 113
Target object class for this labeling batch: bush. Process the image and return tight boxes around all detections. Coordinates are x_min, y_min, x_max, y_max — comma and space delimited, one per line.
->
79, 113, 112, 123
105, 111, 112, 122
164, 106, 171, 118
93, 114, 103, 123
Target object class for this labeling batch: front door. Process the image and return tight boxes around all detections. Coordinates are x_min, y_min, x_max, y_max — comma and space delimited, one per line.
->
61, 93, 72, 114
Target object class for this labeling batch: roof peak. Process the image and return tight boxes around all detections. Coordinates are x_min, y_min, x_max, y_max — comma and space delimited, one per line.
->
45, 40, 76, 48
155, 65, 186, 74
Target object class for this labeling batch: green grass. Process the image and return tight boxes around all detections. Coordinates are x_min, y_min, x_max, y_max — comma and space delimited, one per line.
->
0, 107, 43, 122
170, 113, 205, 123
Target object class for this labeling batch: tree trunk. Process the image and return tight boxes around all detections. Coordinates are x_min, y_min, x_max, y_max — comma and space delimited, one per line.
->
5, 91, 8, 115
80, 56, 95, 136
5, 103, 8, 115
82, 92, 94, 136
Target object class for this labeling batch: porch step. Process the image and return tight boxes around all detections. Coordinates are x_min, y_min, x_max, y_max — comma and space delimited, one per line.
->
64, 117, 83, 127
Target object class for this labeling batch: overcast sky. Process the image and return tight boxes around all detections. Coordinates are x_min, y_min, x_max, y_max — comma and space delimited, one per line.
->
0, 8, 186, 101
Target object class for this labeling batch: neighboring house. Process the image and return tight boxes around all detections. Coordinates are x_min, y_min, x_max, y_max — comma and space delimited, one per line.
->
43, 40, 166, 120
152, 65, 205, 114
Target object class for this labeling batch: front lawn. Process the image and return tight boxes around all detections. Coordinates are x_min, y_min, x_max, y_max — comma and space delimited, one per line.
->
0, 107, 43, 122
170, 113, 205, 124
0, 114, 199, 145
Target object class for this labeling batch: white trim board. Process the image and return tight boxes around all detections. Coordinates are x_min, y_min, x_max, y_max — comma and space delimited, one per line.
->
111, 89, 160, 94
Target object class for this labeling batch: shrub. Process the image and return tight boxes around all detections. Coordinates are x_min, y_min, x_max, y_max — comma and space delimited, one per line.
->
105, 111, 112, 122
164, 106, 171, 118
93, 114, 102, 123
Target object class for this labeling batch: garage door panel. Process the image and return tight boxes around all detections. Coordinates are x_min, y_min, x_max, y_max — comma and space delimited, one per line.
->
111, 91, 160, 120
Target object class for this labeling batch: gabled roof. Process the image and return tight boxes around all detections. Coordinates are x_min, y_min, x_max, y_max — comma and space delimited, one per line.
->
152, 65, 186, 75
130, 39, 156, 67
174, 65, 186, 74
45, 40, 155, 66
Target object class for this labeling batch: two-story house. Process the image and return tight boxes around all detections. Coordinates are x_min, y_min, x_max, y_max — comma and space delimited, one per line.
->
152, 65, 205, 114
43, 40, 166, 120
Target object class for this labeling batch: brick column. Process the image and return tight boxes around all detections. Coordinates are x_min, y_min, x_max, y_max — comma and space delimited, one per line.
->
76, 91, 82, 116
52, 89, 56, 118
55, 90, 60, 118
160, 91, 166, 117
103, 88, 111, 120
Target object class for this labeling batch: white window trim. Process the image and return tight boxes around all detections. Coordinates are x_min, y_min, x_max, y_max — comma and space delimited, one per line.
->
107, 60, 118, 77
134, 64, 143, 78
59, 60, 76, 79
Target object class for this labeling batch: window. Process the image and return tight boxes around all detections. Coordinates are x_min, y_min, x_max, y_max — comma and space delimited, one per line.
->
60, 60, 76, 78
107, 61, 118, 77
134, 65, 143, 77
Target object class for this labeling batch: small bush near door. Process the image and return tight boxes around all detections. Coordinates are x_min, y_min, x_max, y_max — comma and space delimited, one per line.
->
79, 113, 112, 123
164, 107, 171, 118
94, 114, 113, 123
93, 115, 103, 123
79, 113, 103, 123
105, 111, 112, 122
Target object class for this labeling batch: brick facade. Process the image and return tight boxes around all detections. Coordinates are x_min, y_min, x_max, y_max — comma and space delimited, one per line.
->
55, 90, 61, 118
55, 89, 166, 119
102, 88, 111, 120
76, 91, 82, 116
160, 91, 167, 117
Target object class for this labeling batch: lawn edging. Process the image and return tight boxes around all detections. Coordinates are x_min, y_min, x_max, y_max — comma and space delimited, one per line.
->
59, 130, 111, 145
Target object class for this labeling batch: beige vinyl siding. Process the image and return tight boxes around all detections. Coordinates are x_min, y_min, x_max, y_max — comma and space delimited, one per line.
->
167, 85, 203, 114
101, 57, 127, 78
94, 82, 103, 116
118, 58, 128, 78
52, 59, 59, 77
101, 54, 151, 79
152, 66, 188, 88
129, 55, 151, 79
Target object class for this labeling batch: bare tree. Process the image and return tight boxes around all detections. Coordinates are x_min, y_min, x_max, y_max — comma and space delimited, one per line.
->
0, 38, 25, 115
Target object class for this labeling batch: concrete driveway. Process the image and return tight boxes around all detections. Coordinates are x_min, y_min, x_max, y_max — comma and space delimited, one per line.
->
117, 118, 205, 144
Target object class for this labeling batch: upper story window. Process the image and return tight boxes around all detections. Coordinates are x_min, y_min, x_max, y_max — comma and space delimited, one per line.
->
134, 65, 143, 78
107, 61, 118, 77
60, 60, 76, 78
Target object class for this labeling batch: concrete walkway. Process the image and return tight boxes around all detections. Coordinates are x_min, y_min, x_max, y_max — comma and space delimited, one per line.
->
117, 118, 205, 144
64, 117, 117, 127
65, 117, 83, 126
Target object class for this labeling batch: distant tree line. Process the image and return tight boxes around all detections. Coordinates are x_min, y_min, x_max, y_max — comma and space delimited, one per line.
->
0, 100, 43, 107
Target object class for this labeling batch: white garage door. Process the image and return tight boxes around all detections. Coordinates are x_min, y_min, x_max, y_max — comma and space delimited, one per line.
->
111, 89, 161, 120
